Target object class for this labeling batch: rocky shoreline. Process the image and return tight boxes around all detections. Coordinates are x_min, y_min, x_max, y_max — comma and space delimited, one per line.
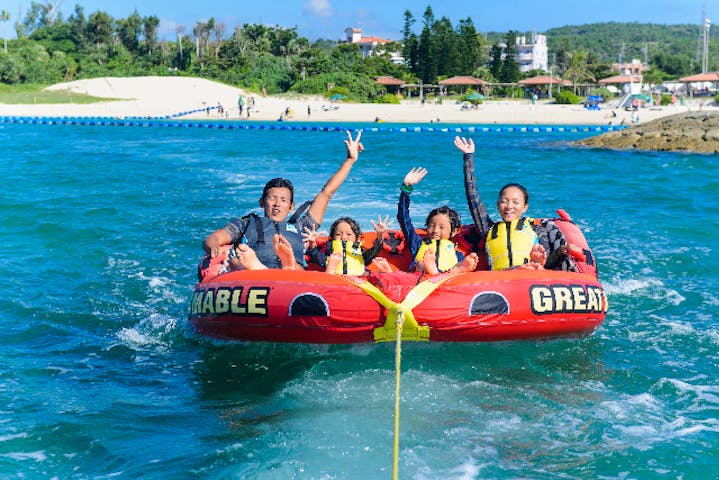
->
577, 111, 719, 153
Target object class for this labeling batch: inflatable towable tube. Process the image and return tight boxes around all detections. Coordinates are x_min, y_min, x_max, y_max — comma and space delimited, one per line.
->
190, 211, 607, 343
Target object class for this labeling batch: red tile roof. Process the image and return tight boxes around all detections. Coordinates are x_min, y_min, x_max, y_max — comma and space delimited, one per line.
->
438, 76, 487, 86
518, 75, 572, 86
357, 36, 390, 44
678, 72, 719, 82
598, 74, 642, 84
375, 76, 405, 86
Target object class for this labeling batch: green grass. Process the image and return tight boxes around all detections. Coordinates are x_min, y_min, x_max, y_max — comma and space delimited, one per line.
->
0, 83, 121, 104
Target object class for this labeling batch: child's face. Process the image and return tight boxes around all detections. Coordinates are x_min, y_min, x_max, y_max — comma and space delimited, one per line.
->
426, 213, 454, 240
497, 186, 529, 222
331, 221, 357, 242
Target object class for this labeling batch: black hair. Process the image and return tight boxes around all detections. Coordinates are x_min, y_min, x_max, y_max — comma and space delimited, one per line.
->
498, 183, 529, 204
329, 216, 362, 239
425, 206, 461, 232
262, 177, 294, 203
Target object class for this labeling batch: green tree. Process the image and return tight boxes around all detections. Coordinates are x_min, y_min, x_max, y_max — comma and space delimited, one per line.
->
457, 17, 482, 75
416, 6, 436, 83
143, 15, 160, 56
87, 11, 113, 51
651, 51, 692, 77
67, 5, 88, 51
29, 19, 76, 54
1, 10, 9, 53
500, 30, 520, 83
433, 16, 459, 77
489, 43, 503, 80
18, 1, 57, 37
402, 10, 419, 74
116, 10, 142, 53
0, 54, 22, 82
563, 49, 595, 93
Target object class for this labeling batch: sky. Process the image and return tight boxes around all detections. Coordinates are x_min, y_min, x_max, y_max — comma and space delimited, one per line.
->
1, 0, 715, 41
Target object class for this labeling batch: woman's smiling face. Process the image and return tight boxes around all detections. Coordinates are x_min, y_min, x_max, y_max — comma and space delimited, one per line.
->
497, 186, 529, 222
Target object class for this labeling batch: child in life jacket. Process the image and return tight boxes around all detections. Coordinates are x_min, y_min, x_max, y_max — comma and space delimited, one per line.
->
397, 167, 479, 275
303, 215, 393, 275
454, 136, 580, 270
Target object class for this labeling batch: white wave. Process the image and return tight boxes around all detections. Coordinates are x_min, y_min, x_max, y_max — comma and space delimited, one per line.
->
0, 433, 28, 442
0, 451, 47, 462
654, 378, 719, 403
115, 313, 178, 350
604, 276, 685, 305
665, 321, 695, 335
706, 329, 719, 345
445, 458, 484, 480
603, 277, 660, 295
135, 272, 185, 306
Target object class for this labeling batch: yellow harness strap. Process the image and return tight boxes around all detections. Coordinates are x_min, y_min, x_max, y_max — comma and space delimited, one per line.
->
341, 273, 459, 342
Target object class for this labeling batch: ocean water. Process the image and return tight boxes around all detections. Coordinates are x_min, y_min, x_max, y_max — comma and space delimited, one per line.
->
1, 120, 717, 479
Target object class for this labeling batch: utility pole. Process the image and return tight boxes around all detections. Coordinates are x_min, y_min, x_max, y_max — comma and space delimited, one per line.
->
702, 17, 711, 73
697, 5, 707, 66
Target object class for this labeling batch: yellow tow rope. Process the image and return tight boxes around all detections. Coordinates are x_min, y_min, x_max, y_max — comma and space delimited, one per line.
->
392, 308, 403, 480
340, 273, 460, 479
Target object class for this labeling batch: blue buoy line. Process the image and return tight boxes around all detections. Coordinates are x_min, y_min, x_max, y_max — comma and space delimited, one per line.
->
0, 108, 629, 134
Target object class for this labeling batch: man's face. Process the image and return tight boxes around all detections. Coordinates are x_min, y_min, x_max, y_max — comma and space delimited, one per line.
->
260, 187, 294, 222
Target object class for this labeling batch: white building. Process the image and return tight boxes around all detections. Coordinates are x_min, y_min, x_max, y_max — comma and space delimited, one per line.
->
344, 27, 403, 64
515, 32, 548, 72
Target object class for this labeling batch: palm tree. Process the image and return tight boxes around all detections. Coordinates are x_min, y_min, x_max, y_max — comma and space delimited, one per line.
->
562, 50, 595, 95
0, 10, 9, 53
176, 25, 185, 61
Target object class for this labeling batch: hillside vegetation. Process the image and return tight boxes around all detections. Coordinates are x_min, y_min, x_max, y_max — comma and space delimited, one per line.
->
0, 2, 715, 101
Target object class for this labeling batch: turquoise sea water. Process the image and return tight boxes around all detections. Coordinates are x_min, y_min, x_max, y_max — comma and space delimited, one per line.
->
1, 120, 717, 479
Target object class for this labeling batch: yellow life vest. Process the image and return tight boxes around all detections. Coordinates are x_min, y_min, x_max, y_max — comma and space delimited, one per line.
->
486, 217, 537, 270
329, 240, 365, 275
415, 238, 458, 272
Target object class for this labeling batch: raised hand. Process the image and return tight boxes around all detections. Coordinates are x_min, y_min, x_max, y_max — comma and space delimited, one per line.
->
453, 136, 475, 154
403, 166, 428, 187
302, 225, 326, 248
344, 130, 364, 161
370, 214, 393, 236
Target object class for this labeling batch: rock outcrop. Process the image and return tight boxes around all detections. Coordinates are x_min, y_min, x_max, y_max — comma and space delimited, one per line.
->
577, 111, 719, 153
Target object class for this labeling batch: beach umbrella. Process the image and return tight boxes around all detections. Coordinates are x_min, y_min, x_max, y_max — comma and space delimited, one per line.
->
631, 93, 651, 101
329, 94, 346, 101
465, 93, 485, 100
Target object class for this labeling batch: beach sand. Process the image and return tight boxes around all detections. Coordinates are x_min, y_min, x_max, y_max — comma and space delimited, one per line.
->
0, 75, 712, 125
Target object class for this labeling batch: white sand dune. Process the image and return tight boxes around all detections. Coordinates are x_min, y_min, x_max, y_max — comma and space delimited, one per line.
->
0, 75, 710, 125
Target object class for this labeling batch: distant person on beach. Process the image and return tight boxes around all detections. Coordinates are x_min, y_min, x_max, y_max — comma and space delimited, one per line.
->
303, 215, 393, 275
307, 105, 311, 118
237, 95, 244, 117
454, 136, 580, 270
202, 131, 364, 271
397, 167, 479, 276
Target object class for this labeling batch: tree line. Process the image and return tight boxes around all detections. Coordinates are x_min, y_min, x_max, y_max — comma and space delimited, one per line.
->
0, 2, 714, 101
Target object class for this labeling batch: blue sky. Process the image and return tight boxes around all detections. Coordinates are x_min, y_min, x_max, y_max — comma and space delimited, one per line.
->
1, 0, 714, 41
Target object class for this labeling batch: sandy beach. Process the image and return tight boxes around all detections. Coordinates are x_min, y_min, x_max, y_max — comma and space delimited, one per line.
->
0, 75, 712, 125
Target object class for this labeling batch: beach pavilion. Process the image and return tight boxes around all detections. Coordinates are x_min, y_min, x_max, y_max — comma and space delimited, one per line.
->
375, 76, 405, 95
438, 76, 488, 95
518, 75, 572, 97
598, 74, 643, 95
678, 72, 719, 96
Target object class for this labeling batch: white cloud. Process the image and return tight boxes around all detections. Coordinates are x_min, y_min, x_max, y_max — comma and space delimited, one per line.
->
303, 0, 333, 18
